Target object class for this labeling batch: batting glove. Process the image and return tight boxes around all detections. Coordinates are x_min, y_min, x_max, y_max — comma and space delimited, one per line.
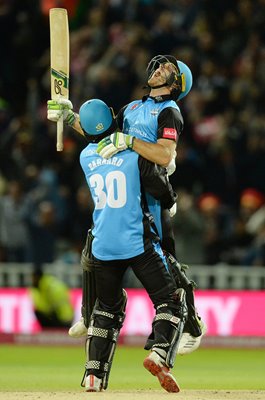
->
167, 151, 177, 176
169, 202, 177, 217
47, 99, 77, 126
97, 132, 134, 159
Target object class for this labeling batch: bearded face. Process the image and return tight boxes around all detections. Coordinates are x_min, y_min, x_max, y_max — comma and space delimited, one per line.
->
147, 62, 179, 88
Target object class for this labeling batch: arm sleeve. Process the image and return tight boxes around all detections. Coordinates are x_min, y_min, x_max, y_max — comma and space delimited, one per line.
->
157, 107, 184, 141
139, 156, 177, 209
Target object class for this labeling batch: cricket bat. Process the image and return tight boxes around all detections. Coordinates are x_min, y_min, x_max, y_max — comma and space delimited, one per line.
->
49, 8, 69, 151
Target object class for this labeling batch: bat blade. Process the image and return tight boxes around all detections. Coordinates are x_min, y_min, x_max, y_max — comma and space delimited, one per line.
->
49, 8, 69, 151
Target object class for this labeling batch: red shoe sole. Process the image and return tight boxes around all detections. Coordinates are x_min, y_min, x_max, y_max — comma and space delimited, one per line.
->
143, 358, 180, 393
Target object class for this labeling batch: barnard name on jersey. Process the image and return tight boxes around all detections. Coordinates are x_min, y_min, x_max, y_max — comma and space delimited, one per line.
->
87, 156, 124, 171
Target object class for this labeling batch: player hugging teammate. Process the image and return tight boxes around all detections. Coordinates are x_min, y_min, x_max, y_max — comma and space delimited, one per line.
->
47, 54, 206, 392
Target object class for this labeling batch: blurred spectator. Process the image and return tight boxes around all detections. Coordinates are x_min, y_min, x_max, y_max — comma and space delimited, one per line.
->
30, 268, 74, 328
28, 200, 58, 264
197, 193, 234, 265
222, 188, 265, 265
172, 190, 204, 264
244, 205, 265, 266
21, 167, 69, 265
240, 188, 264, 217
0, 180, 29, 262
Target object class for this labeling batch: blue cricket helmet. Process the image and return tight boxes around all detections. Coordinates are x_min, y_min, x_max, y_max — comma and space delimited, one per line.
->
79, 99, 114, 136
146, 54, 193, 100
177, 60, 193, 100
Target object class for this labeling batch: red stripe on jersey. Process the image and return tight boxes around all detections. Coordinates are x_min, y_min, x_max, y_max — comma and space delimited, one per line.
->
162, 128, 177, 140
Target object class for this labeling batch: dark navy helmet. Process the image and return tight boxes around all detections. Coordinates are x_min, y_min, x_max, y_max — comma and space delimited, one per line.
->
146, 55, 192, 100
79, 99, 116, 139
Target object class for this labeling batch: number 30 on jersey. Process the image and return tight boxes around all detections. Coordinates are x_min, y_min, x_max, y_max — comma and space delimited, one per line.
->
89, 171, 127, 209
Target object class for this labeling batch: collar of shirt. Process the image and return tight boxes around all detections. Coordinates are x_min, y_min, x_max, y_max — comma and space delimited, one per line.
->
142, 94, 174, 103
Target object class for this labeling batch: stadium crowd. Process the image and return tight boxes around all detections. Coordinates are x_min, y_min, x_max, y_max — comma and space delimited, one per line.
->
0, 0, 265, 269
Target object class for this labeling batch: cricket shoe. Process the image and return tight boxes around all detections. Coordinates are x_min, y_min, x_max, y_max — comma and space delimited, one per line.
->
143, 349, 180, 393
178, 319, 207, 355
85, 374, 103, 392
68, 317, 87, 338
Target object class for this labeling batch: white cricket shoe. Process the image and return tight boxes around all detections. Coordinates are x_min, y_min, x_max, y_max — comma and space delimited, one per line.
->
68, 317, 87, 338
178, 319, 207, 355
143, 350, 180, 393
85, 374, 103, 392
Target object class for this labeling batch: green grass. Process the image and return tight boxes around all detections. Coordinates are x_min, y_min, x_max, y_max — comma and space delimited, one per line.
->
0, 345, 264, 391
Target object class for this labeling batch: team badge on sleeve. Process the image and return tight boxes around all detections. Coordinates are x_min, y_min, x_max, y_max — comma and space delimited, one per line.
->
162, 128, 177, 140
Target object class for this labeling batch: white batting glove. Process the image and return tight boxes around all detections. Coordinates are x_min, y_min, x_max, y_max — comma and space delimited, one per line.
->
97, 143, 120, 159
169, 202, 177, 217
97, 132, 134, 159
47, 99, 77, 126
167, 151, 177, 176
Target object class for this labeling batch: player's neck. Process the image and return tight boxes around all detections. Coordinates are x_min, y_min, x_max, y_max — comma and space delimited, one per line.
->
149, 87, 171, 97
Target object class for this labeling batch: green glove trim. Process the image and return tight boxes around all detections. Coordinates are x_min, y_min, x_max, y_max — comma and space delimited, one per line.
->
47, 100, 62, 110
125, 134, 134, 149
66, 110, 77, 126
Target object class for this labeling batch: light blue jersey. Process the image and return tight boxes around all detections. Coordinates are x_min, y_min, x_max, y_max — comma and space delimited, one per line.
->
123, 97, 180, 142
121, 97, 181, 238
80, 144, 150, 260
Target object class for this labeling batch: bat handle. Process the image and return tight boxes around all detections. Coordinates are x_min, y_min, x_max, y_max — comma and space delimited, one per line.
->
56, 114, 64, 151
